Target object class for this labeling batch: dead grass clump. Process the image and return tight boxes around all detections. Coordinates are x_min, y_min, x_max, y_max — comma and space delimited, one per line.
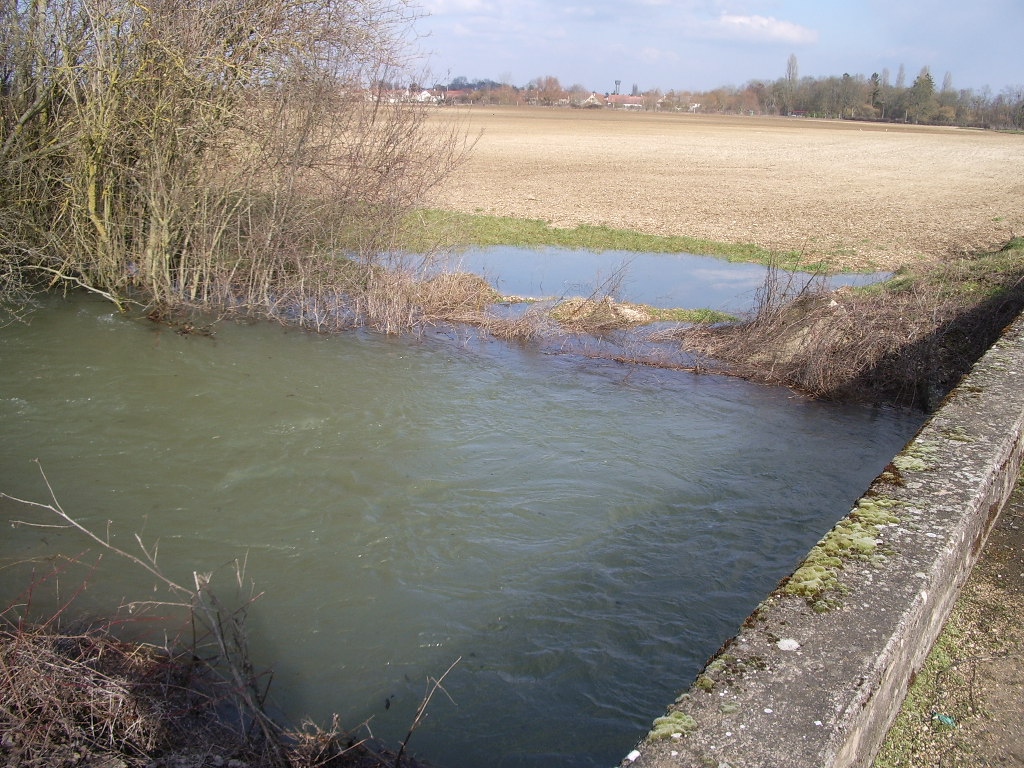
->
417, 272, 502, 320
1, 473, 437, 768
672, 241, 1024, 409
0, 621, 421, 768
0, 624, 239, 767
478, 309, 553, 342
549, 297, 653, 331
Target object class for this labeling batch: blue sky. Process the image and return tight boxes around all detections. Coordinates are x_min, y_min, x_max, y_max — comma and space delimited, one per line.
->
412, 0, 1024, 94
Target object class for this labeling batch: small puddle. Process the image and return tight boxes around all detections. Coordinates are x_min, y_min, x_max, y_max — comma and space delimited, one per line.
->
448, 246, 888, 312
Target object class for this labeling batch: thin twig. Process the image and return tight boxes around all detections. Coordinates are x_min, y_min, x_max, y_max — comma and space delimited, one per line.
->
394, 656, 461, 768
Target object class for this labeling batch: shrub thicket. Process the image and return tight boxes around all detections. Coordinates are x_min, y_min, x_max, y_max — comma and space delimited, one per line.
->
0, 0, 465, 329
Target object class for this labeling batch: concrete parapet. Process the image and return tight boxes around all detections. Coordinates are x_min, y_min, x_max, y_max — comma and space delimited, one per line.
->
621, 314, 1024, 768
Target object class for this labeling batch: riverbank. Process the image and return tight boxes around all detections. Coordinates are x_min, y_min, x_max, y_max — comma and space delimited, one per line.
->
873, 474, 1024, 767
620, 298, 1024, 768
662, 237, 1024, 409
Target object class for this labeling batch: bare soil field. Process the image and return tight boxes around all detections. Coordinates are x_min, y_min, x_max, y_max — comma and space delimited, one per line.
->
426, 107, 1024, 271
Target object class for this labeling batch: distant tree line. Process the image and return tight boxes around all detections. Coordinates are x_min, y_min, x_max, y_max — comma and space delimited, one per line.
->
433, 57, 1024, 129
662, 59, 1024, 129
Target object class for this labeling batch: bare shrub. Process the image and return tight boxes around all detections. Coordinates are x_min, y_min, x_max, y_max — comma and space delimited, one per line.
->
0, 624, 238, 766
0, 0, 466, 329
473, 304, 553, 342
417, 271, 502, 321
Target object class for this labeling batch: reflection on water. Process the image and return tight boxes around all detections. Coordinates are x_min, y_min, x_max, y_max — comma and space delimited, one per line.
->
0, 294, 920, 768
449, 246, 887, 311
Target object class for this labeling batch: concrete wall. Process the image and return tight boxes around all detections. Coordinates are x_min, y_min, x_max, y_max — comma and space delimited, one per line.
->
621, 313, 1024, 768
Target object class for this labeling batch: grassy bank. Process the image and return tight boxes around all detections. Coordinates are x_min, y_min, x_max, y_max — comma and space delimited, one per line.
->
401, 209, 830, 272
667, 237, 1024, 409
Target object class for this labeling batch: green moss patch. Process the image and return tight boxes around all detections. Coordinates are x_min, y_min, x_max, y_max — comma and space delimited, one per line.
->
784, 497, 902, 607
690, 653, 761, 694
890, 441, 940, 474
649, 711, 698, 740
641, 305, 738, 324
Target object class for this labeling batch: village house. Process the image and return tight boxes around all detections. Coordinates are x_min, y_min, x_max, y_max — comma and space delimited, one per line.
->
433, 88, 469, 105
605, 94, 644, 110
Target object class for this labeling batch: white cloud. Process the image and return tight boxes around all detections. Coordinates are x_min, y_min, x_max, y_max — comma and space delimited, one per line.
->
709, 13, 819, 44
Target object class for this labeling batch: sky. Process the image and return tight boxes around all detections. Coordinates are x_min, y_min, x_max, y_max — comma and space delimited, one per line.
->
411, 0, 1024, 95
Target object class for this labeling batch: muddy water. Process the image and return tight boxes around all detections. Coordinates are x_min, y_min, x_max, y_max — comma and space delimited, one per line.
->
0, 294, 920, 768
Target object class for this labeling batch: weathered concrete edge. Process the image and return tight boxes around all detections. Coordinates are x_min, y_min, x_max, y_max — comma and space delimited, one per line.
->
621, 313, 1024, 768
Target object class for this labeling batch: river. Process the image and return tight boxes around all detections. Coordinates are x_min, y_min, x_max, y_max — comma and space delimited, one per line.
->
0, 292, 920, 767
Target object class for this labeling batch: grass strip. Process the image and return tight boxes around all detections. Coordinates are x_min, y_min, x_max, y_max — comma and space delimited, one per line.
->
858, 236, 1024, 300
641, 305, 738, 324
402, 209, 827, 272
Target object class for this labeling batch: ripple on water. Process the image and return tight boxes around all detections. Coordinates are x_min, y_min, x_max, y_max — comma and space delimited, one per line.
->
0, 294, 922, 768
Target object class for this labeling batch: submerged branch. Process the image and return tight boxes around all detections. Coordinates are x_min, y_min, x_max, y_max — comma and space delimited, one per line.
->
28, 265, 127, 312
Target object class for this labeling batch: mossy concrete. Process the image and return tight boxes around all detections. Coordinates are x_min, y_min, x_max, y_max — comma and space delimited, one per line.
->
620, 314, 1024, 768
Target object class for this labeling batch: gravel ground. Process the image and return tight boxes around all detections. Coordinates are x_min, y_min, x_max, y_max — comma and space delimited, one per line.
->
427, 107, 1024, 271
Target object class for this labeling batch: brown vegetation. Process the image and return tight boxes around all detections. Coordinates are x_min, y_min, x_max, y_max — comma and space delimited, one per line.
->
416, 272, 501, 319
0, 0, 467, 331
548, 297, 652, 331
0, 620, 425, 768
0, 474, 430, 768
1, 624, 245, 767
665, 240, 1024, 409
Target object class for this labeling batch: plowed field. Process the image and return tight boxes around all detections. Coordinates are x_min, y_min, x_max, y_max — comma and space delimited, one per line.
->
427, 107, 1024, 271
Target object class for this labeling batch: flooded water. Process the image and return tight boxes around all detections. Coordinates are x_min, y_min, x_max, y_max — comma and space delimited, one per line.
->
0, 293, 920, 768
450, 246, 887, 311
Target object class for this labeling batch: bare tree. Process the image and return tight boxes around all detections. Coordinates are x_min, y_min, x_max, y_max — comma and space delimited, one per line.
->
535, 74, 565, 105
568, 82, 590, 105
786, 53, 799, 87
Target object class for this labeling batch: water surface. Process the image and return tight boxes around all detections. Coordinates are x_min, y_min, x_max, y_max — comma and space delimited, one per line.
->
0, 294, 920, 767
449, 246, 886, 311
